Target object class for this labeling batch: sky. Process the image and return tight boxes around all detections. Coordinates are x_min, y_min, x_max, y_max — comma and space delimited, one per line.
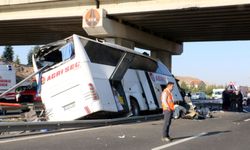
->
1, 41, 250, 86
0, 45, 32, 65
172, 41, 250, 87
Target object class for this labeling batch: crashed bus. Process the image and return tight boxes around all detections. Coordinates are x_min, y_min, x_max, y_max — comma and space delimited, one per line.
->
32, 34, 183, 121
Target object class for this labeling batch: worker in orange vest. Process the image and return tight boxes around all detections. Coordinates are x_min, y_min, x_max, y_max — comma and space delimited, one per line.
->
161, 81, 175, 142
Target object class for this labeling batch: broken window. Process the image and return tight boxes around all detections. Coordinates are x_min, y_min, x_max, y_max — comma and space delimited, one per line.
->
34, 40, 74, 69
60, 43, 74, 61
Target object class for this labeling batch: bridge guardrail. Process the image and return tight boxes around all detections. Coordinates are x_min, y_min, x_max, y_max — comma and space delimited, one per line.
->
0, 114, 163, 133
0, 100, 224, 135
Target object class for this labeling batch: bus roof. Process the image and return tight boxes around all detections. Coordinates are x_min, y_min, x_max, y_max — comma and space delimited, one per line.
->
34, 34, 170, 73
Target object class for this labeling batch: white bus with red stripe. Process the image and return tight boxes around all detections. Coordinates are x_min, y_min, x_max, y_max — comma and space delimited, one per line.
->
32, 34, 183, 121
0, 62, 16, 102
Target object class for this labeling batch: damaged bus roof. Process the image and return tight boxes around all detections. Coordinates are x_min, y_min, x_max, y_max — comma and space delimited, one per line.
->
34, 34, 161, 73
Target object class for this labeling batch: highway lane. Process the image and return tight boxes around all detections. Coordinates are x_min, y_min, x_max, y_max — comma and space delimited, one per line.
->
0, 111, 250, 150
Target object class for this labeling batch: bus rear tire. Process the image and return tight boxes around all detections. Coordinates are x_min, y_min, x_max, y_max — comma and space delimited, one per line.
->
131, 99, 140, 116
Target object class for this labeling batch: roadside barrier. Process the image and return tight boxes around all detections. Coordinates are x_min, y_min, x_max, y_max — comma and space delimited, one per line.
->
0, 114, 163, 133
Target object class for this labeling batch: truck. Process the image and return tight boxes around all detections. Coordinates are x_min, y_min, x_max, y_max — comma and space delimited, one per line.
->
32, 34, 183, 121
0, 62, 16, 102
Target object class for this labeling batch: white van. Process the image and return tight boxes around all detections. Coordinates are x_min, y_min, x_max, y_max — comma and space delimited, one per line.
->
212, 89, 224, 99
32, 34, 183, 121
0, 62, 16, 102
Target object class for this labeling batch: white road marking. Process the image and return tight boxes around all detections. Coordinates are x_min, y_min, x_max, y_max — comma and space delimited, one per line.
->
0, 126, 112, 144
244, 118, 250, 122
151, 132, 207, 150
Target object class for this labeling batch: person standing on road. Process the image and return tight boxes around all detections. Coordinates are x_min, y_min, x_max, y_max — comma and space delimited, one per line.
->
161, 81, 175, 142
222, 88, 230, 111
236, 90, 243, 112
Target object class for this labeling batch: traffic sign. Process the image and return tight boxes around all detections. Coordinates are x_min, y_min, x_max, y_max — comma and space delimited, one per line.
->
84, 9, 100, 27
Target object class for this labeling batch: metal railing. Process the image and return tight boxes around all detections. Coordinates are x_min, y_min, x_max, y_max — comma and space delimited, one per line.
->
0, 114, 163, 133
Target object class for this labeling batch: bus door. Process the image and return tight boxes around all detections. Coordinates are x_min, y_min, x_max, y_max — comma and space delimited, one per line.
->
136, 71, 158, 110
109, 52, 135, 112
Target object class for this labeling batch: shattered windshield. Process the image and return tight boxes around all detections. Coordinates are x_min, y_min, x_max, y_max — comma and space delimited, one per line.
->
34, 39, 74, 69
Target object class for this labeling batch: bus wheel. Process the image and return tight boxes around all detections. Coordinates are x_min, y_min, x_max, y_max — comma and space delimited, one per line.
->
131, 99, 140, 116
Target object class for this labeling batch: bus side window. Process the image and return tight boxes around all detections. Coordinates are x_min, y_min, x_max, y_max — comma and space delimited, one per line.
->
82, 40, 123, 66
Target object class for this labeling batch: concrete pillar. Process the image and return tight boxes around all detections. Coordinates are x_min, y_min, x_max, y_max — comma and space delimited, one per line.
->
105, 38, 135, 49
83, 9, 182, 55
151, 50, 172, 72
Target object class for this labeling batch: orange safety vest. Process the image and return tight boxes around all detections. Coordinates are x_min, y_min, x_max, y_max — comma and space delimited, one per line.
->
161, 88, 175, 111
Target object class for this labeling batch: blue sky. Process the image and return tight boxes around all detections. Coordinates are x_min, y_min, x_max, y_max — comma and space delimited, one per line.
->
172, 41, 250, 86
1, 41, 250, 86
0, 45, 32, 65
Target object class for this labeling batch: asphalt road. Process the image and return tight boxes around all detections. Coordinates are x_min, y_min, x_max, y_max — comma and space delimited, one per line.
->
0, 110, 250, 150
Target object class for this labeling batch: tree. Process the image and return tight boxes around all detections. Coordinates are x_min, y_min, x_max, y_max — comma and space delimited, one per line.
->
205, 84, 225, 96
205, 85, 217, 96
15, 55, 20, 64
180, 81, 189, 92
189, 84, 198, 93
2, 46, 14, 62
198, 82, 206, 92
27, 45, 40, 65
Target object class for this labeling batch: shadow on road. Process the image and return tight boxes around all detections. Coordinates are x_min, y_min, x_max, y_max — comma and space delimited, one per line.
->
204, 130, 231, 136
174, 130, 231, 140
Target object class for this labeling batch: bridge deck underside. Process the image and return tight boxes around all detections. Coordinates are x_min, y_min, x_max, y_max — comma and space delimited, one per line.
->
112, 4, 250, 42
1, 4, 250, 45
0, 17, 85, 45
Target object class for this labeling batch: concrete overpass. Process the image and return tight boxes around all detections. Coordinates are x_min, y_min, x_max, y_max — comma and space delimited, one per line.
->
1, 0, 250, 69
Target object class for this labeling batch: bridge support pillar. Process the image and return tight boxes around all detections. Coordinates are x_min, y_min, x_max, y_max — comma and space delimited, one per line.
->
82, 8, 183, 54
151, 51, 172, 72
82, 8, 182, 72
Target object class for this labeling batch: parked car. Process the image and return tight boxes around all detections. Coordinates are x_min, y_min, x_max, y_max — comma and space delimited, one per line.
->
15, 81, 41, 103
15, 81, 44, 113
191, 92, 206, 100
